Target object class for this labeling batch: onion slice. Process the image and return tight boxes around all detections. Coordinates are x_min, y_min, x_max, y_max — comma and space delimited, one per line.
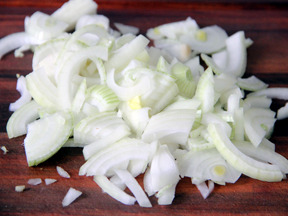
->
207, 123, 283, 182
57, 166, 71, 178
28, 178, 42, 185
94, 175, 136, 205
114, 169, 152, 207
62, 188, 82, 207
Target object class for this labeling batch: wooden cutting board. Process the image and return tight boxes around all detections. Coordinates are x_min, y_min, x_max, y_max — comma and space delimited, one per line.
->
1, 0, 288, 215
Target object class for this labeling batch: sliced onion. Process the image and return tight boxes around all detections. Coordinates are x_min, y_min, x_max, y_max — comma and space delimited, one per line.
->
207, 123, 283, 182
45, 178, 57, 185
62, 188, 82, 207
114, 23, 139, 35
56, 166, 71, 178
114, 169, 152, 207
179, 25, 228, 54
141, 109, 196, 145
0, 32, 43, 59
6, 100, 42, 139
24, 111, 73, 167
28, 178, 42, 185
9, 75, 31, 111
150, 145, 180, 192
76, 14, 110, 31
52, 0, 98, 32
193, 180, 214, 199
156, 183, 177, 205
1, 146, 8, 154
94, 175, 136, 205
15, 185, 26, 192
25, 11, 68, 40
247, 87, 288, 100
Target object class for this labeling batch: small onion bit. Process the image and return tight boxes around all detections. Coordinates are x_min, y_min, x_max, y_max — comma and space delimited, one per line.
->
56, 166, 71, 178
45, 178, 57, 185
62, 187, 82, 207
27, 178, 42, 185
1, 146, 8, 154
15, 185, 26, 192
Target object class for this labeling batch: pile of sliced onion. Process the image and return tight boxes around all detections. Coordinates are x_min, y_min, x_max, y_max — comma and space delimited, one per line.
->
3, 0, 288, 208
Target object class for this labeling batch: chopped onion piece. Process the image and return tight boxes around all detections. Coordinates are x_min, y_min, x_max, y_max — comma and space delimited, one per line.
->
57, 166, 71, 178
24, 111, 73, 166
52, 0, 98, 32
28, 178, 42, 185
6, 100, 42, 139
25, 11, 68, 40
114, 169, 152, 207
237, 75, 268, 91
277, 102, 288, 120
15, 185, 26, 192
62, 188, 82, 207
150, 145, 180, 192
76, 14, 110, 31
114, 23, 139, 35
193, 180, 214, 199
0, 32, 43, 60
1, 146, 8, 154
9, 75, 31, 111
94, 175, 136, 205
247, 87, 288, 100
45, 178, 57, 185
179, 25, 228, 54
201, 31, 247, 77
207, 123, 283, 182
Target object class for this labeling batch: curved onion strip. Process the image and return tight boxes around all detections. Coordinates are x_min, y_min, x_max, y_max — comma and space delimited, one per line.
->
277, 102, 288, 120
207, 123, 283, 182
24, 111, 73, 166
26, 67, 58, 109
237, 75, 268, 91
156, 183, 177, 205
57, 45, 108, 109
57, 166, 71, 178
114, 23, 139, 35
79, 138, 150, 176
9, 75, 32, 112
0, 32, 43, 59
24, 11, 68, 40
247, 87, 288, 100
114, 169, 152, 207
94, 175, 136, 205
104, 34, 149, 73
179, 25, 228, 54
52, 0, 98, 32
86, 146, 150, 176
6, 100, 41, 138
201, 31, 247, 77
76, 14, 110, 31
83, 124, 131, 160
233, 141, 288, 173
74, 111, 127, 145
194, 66, 214, 114
106, 69, 151, 101
150, 145, 180, 191
244, 108, 276, 147
141, 109, 196, 145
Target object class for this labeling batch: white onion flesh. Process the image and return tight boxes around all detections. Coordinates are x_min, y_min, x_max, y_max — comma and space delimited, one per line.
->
57, 166, 71, 178
62, 188, 82, 207
3, 3, 288, 208
28, 178, 42, 185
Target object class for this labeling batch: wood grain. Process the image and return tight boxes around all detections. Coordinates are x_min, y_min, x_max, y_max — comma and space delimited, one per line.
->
0, 0, 288, 215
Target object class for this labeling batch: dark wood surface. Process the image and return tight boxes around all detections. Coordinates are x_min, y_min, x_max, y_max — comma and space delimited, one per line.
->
1, 0, 288, 215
